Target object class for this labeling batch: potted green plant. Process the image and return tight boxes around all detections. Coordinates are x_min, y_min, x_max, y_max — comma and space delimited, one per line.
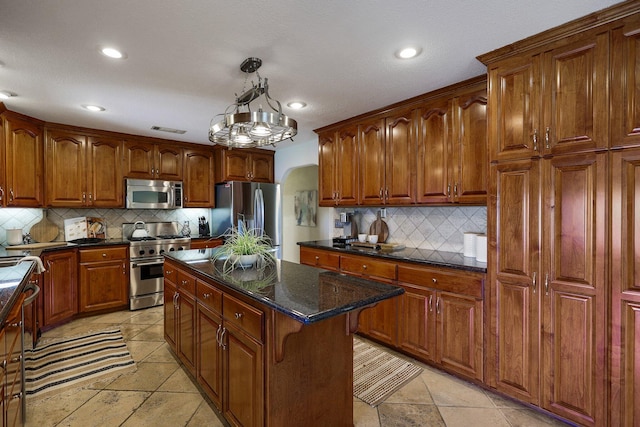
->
211, 220, 276, 272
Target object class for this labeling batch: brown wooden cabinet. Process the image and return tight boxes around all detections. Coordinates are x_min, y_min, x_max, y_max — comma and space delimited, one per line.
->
41, 249, 78, 327
123, 140, 183, 180
195, 280, 223, 410
0, 294, 26, 427
486, 29, 608, 163
397, 263, 484, 381
610, 148, 640, 427
183, 148, 214, 207
190, 239, 223, 250
299, 246, 340, 271
45, 128, 123, 207
358, 117, 387, 205
163, 262, 196, 375
213, 147, 274, 183
0, 110, 44, 207
78, 246, 128, 313
318, 126, 359, 206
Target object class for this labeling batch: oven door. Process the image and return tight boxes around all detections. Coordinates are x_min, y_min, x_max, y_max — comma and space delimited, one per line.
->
130, 257, 165, 310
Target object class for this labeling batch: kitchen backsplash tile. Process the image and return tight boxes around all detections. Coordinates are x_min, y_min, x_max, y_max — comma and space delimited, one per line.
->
0, 207, 210, 245
334, 206, 487, 253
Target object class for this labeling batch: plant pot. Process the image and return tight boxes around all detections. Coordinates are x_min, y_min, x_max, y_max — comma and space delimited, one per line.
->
230, 254, 258, 268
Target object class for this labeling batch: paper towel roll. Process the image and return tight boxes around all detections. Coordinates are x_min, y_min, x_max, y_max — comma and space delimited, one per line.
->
463, 232, 477, 257
475, 234, 487, 262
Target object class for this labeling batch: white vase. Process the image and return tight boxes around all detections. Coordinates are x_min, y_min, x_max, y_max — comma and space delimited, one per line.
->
231, 254, 258, 268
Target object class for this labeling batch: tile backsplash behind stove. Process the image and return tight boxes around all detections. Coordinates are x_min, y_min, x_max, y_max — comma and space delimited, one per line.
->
0, 208, 210, 244
334, 206, 487, 254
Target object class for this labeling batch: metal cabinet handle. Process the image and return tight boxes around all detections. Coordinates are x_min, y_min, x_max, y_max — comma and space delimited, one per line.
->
533, 129, 538, 151
379, 188, 384, 200
432, 277, 437, 284
532, 272, 537, 294
0, 186, 3, 200
545, 127, 551, 149
436, 297, 441, 314
203, 293, 211, 299
123, 262, 126, 275
428, 295, 433, 312
235, 312, 243, 319
362, 264, 367, 270
447, 183, 451, 198
544, 273, 549, 296
9, 188, 14, 202
215, 324, 222, 347
453, 183, 458, 198
385, 188, 389, 201
220, 328, 227, 350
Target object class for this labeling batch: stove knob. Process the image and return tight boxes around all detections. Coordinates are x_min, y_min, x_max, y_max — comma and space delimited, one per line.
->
169, 247, 175, 252
138, 250, 145, 256
149, 249, 155, 255
178, 246, 184, 251
159, 249, 165, 254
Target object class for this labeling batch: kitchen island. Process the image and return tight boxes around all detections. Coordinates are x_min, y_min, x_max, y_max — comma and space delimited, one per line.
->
164, 249, 403, 427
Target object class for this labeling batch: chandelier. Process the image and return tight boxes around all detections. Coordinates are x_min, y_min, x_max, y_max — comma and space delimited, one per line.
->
209, 57, 297, 148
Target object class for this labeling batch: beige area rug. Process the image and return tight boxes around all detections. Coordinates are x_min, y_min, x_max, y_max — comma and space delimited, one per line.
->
353, 337, 423, 406
24, 329, 136, 400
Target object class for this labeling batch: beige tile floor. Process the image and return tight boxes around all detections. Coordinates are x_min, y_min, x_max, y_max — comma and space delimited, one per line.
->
25, 307, 570, 427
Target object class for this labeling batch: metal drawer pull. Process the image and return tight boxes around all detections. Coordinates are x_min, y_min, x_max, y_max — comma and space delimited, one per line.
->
544, 273, 549, 296
532, 272, 537, 294
235, 312, 243, 319
428, 295, 433, 312
436, 297, 441, 314
203, 293, 211, 299
220, 328, 227, 350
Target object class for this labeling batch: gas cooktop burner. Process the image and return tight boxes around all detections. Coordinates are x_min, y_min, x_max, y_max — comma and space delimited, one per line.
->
129, 236, 157, 242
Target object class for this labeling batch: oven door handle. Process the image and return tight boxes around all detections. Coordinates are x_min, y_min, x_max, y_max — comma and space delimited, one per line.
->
131, 260, 164, 268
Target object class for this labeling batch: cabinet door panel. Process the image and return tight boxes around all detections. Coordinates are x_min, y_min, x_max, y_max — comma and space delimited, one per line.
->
87, 135, 123, 207
45, 130, 86, 206
362, 297, 397, 346
488, 55, 540, 162
454, 91, 488, 204
416, 99, 450, 203
42, 250, 78, 326
197, 305, 222, 409
318, 132, 336, 206
184, 149, 214, 207
612, 19, 640, 147
123, 141, 154, 178
398, 283, 436, 362
336, 126, 359, 205
79, 260, 127, 313
542, 32, 609, 154
437, 292, 483, 381
3, 116, 43, 207
250, 151, 274, 183
177, 291, 196, 374
156, 146, 183, 180
224, 324, 264, 427
542, 153, 606, 426
164, 280, 177, 350
359, 119, 385, 205
385, 111, 414, 204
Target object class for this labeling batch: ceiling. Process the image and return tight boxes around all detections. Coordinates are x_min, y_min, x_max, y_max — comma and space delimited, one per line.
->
0, 0, 620, 150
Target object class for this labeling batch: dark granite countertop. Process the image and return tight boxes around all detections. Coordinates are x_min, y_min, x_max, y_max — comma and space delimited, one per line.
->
0, 261, 35, 326
0, 239, 130, 257
165, 249, 404, 325
297, 240, 487, 273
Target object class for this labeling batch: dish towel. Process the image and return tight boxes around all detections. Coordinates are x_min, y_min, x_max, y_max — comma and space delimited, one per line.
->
18, 256, 46, 273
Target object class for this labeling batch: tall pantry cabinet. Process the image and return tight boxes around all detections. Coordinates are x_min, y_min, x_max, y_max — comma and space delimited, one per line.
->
479, 7, 628, 426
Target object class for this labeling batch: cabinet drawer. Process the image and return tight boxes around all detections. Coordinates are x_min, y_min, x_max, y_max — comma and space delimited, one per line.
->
398, 264, 483, 299
223, 294, 263, 342
79, 246, 128, 263
196, 280, 222, 313
300, 247, 340, 271
164, 261, 177, 284
177, 270, 196, 296
340, 254, 397, 281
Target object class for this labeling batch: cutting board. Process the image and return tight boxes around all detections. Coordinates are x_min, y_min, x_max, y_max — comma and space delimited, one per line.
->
29, 210, 59, 243
369, 211, 389, 243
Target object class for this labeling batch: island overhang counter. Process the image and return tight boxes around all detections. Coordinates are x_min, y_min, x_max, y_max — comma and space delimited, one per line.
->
163, 249, 403, 427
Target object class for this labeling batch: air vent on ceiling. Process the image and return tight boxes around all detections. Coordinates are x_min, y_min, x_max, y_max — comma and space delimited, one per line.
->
151, 126, 186, 134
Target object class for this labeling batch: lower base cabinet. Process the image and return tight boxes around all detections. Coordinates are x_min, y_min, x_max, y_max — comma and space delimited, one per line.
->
78, 246, 128, 313
41, 249, 78, 327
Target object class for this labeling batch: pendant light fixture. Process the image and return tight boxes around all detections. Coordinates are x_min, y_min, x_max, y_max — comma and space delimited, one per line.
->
209, 57, 297, 148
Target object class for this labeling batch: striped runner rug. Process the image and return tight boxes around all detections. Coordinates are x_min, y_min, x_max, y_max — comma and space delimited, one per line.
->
353, 337, 423, 407
25, 329, 136, 399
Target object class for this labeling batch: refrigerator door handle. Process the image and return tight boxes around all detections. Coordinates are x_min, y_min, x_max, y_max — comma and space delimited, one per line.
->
254, 188, 265, 237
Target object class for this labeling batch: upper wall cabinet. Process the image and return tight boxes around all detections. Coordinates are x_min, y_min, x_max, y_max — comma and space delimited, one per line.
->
484, 27, 609, 162
183, 148, 214, 207
317, 76, 487, 207
123, 140, 183, 180
45, 128, 123, 207
0, 110, 44, 207
416, 80, 487, 204
213, 147, 274, 183
318, 126, 359, 206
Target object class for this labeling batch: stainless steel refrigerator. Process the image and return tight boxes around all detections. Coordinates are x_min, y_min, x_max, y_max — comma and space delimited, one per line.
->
210, 181, 282, 257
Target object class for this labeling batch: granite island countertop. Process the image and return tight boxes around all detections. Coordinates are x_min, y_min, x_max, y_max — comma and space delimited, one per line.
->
0, 261, 36, 325
298, 240, 487, 273
165, 248, 404, 324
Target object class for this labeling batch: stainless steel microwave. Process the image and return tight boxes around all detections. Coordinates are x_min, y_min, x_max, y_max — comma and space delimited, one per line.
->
125, 179, 183, 209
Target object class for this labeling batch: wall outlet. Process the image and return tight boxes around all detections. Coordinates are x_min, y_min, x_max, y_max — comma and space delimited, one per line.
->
380, 208, 387, 218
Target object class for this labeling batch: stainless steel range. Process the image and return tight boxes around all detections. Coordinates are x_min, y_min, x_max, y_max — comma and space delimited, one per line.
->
123, 221, 190, 310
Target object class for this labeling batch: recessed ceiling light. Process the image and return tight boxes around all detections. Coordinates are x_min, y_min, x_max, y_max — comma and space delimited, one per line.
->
0, 91, 13, 100
100, 47, 126, 59
287, 101, 307, 110
82, 104, 105, 112
395, 47, 422, 59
